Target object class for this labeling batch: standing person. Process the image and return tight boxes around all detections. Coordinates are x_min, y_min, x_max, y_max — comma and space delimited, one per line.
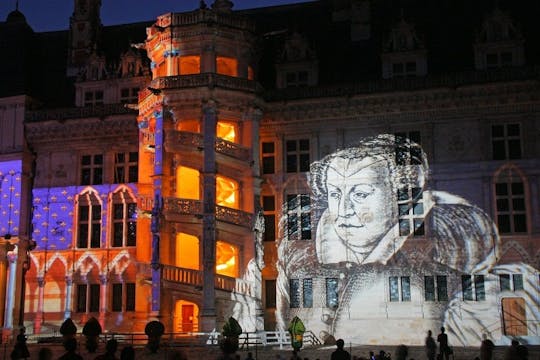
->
503, 339, 520, 360
95, 339, 119, 360
437, 327, 450, 360
425, 330, 437, 360
59, 338, 84, 360
331, 339, 351, 360
13, 327, 30, 360
480, 334, 495, 360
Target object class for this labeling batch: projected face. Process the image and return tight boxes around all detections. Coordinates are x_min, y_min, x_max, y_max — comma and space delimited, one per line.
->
326, 156, 393, 252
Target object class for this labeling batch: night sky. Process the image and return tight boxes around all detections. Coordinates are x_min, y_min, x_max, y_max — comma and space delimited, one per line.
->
0, 0, 313, 32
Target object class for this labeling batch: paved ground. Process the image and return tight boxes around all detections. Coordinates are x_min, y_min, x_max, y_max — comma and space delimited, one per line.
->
2, 341, 539, 360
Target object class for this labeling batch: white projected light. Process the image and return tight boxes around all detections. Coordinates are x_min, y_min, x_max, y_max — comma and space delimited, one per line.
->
276, 134, 540, 346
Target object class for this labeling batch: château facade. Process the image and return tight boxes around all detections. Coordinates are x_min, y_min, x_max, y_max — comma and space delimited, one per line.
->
0, 0, 539, 345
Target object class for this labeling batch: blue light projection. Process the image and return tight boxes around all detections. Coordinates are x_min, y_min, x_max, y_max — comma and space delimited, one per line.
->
0, 160, 22, 237
32, 184, 137, 251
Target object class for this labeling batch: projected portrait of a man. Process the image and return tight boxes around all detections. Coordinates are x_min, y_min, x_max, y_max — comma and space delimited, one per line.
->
276, 134, 538, 346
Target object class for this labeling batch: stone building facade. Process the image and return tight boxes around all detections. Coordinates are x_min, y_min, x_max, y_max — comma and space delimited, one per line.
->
0, 0, 539, 345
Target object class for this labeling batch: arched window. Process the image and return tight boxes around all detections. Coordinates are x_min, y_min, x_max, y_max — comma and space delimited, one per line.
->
175, 232, 199, 270
77, 190, 101, 248
110, 188, 137, 247
494, 166, 528, 234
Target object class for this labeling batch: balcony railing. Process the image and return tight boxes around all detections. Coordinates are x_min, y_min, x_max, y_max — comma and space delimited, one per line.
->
163, 198, 252, 228
26, 103, 136, 123
147, 73, 262, 94
165, 130, 251, 162
159, 264, 253, 296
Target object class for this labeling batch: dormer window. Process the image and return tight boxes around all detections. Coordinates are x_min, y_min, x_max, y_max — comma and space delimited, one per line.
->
474, 7, 524, 70
381, 17, 427, 79
276, 31, 318, 89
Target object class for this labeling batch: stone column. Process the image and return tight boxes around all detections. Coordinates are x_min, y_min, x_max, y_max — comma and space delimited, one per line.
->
99, 274, 108, 329
0, 239, 14, 330
34, 276, 45, 334
64, 276, 73, 320
201, 101, 217, 332
4, 253, 17, 329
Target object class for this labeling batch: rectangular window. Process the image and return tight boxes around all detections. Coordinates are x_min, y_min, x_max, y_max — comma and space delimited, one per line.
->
424, 276, 435, 301
286, 194, 311, 240
112, 283, 123, 312
120, 87, 139, 104
500, 274, 524, 291
397, 186, 424, 237
492, 124, 521, 160
462, 275, 473, 301
436, 275, 448, 301
84, 90, 104, 106
78, 204, 101, 248
114, 152, 138, 183
126, 283, 135, 311
262, 196, 276, 242
265, 280, 276, 308
392, 61, 417, 78
262, 142, 275, 174
290, 279, 301, 308
475, 275, 485, 301
390, 276, 411, 302
326, 278, 339, 308
285, 71, 309, 87
80, 154, 103, 185
424, 275, 448, 301
389, 276, 399, 302
112, 283, 136, 312
462, 275, 485, 301
495, 180, 527, 234
303, 279, 313, 308
286, 139, 310, 173
76, 284, 87, 312
112, 202, 137, 247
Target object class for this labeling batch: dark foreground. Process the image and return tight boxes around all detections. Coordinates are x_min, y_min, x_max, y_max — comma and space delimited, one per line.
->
3, 342, 540, 360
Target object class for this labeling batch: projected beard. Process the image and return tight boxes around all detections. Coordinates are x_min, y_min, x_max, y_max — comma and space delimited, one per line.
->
318, 156, 394, 264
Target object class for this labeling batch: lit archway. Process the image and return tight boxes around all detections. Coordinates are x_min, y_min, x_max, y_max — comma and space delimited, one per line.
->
216, 175, 239, 209
216, 121, 237, 142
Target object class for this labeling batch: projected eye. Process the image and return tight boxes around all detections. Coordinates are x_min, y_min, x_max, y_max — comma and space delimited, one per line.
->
350, 185, 375, 201
329, 191, 341, 200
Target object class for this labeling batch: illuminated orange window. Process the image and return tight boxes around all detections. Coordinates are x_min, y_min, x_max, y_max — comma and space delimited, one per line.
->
216, 175, 239, 209
216, 121, 237, 142
175, 233, 199, 270
180, 55, 200, 75
178, 119, 200, 133
216, 240, 239, 277
216, 56, 238, 77
176, 166, 200, 200
247, 66, 254, 80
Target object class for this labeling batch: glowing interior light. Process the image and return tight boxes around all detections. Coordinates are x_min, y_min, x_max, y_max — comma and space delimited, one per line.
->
176, 166, 200, 200
216, 121, 237, 142
178, 119, 200, 133
215, 240, 238, 277
216, 56, 238, 77
216, 175, 239, 209
179, 55, 200, 75
175, 232, 199, 270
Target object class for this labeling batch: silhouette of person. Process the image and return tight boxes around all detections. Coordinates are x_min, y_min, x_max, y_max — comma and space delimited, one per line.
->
331, 339, 351, 360
437, 327, 450, 360
480, 334, 495, 360
426, 330, 437, 360
59, 338, 84, 360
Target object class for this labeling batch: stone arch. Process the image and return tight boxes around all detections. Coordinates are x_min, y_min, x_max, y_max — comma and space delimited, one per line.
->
109, 250, 133, 276
75, 252, 102, 276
